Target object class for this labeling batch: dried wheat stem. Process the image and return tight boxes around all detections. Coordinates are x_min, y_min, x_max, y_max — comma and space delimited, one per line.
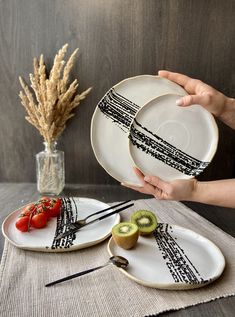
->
19, 44, 92, 145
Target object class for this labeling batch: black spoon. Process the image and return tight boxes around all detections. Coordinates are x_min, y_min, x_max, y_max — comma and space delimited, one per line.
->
45, 255, 129, 287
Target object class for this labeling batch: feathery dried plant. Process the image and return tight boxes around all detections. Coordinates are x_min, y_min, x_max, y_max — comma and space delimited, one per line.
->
19, 44, 92, 144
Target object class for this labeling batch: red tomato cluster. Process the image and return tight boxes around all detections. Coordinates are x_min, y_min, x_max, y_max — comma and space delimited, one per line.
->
15, 197, 62, 232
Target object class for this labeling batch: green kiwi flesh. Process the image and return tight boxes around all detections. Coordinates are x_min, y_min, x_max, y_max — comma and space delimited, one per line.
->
112, 222, 139, 249
131, 210, 157, 235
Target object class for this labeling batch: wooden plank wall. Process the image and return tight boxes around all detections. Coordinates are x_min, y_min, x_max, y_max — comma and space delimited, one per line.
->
0, 0, 234, 184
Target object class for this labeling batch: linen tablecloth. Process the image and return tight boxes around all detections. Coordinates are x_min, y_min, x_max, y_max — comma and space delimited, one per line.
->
0, 198, 235, 316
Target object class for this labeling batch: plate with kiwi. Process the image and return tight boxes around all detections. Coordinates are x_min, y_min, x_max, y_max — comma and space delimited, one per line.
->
108, 210, 225, 290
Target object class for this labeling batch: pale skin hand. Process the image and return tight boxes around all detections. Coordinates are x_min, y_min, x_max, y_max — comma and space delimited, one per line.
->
122, 168, 235, 208
159, 70, 235, 129
122, 71, 235, 207
122, 168, 198, 201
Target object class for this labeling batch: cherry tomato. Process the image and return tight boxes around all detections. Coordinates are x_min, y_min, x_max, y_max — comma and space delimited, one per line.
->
48, 198, 62, 217
39, 198, 62, 217
31, 212, 47, 229
20, 203, 37, 217
15, 216, 30, 232
39, 197, 51, 207
36, 204, 51, 220
15, 198, 61, 233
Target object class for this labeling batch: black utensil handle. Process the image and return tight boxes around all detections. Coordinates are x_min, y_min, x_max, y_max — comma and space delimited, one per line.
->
56, 203, 135, 239
45, 265, 104, 287
98, 203, 134, 221
85, 200, 131, 220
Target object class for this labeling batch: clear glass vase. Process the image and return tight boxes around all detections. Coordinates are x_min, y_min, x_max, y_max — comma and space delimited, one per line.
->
36, 141, 65, 195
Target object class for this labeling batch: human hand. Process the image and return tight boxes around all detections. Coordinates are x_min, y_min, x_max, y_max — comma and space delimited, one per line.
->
123, 168, 235, 208
159, 70, 235, 129
122, 167, 198, 201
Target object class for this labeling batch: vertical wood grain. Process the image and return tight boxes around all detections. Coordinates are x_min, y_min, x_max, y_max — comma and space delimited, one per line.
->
0, 0, 234, 183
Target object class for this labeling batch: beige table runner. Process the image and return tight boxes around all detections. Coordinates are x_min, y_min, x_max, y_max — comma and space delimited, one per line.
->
0, 198, 235, 317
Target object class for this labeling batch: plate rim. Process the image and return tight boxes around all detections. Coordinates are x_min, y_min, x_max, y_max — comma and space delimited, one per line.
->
128, 93, 219, 180
90, 75, 188, 184
107, 223, 225, 290
2, 197, 120, 253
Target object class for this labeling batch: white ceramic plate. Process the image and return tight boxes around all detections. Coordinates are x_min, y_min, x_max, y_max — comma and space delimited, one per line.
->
129, 94, 218, 181
91, 75, 187, 186
108, 223, 225, 290
2, 197, 120, 252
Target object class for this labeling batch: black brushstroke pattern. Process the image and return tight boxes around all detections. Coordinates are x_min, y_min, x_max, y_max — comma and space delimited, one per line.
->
97, 88, 209, 176
130, 119, 209, 176
51, 197, 78, 249
153, 224, 209, 284
98, 88, 140, 132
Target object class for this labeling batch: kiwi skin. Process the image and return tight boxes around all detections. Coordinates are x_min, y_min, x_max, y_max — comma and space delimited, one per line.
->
131, 210, 158, 236
112, 222, 139, 250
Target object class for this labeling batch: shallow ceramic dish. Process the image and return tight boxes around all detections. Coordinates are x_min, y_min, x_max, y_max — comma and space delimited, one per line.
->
129, 94, 218, 181
91, 75, 187, 186
108, 223, 225, 290
2, 197, 120, 252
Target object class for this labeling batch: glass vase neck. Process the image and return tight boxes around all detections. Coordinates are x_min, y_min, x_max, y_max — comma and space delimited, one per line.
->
43, 141, 57, 152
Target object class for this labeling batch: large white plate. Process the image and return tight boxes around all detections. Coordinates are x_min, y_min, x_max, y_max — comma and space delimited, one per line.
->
2, 197, 120, 252
91, 75, 187, 186
108, 223, 225, 290
129, 94, 218, 181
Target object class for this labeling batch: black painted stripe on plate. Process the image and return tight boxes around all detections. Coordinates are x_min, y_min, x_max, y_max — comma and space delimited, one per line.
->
98, 88, 140, 131
51, 197, 78, 250
153, 224, 209, 284
129, 119, 209, 176
97, 88, 209, 176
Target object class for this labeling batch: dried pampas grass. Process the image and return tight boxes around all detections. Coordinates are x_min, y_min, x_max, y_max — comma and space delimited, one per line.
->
19, 44, 92, 144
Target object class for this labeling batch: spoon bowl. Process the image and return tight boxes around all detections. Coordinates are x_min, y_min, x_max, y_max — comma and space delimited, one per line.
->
109, 255, 129, 268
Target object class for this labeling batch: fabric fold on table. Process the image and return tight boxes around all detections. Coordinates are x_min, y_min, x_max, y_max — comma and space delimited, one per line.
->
0, 198, 235, 317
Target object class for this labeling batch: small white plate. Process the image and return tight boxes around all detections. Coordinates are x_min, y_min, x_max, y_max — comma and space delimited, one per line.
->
91, 75, 187, 186
108, 223, 225, 290
129, 94, 218, 181
2, 197, 120, 252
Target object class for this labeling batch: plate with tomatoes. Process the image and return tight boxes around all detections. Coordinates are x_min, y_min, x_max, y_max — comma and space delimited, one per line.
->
2, 197, 120, 252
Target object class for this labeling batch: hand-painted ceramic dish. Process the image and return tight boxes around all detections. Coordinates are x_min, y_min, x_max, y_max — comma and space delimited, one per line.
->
108, 223, 225, 290
91, 75, 187, 186
129, 94, 218, 181
2, 197, 120, 252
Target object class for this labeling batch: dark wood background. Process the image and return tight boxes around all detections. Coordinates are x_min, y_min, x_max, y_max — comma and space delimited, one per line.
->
0, 0, 235, 184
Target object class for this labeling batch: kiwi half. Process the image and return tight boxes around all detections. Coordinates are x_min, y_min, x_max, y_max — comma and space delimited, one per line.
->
112, 222, 139, 250
131, 210, 157, 235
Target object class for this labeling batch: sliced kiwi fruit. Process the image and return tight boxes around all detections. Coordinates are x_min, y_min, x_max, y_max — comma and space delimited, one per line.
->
130, 210, 157, 235
112, 222, 139, 250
